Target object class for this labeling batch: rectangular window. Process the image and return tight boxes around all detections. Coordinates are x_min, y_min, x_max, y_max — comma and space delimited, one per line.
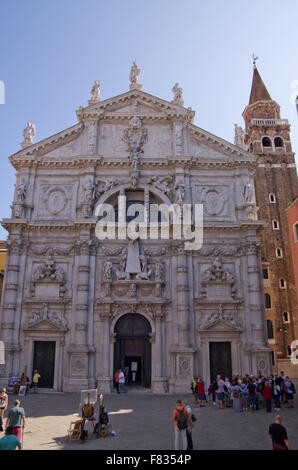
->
263, 268, 269, 279
294, 223, 298, 242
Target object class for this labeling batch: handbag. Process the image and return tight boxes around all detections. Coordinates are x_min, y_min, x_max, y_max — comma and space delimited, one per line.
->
191, 414, 197, 422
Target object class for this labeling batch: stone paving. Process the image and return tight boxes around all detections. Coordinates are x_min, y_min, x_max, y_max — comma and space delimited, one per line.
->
1, 390, 298, 450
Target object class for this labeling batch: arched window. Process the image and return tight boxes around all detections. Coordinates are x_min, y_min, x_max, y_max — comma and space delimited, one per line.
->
267, 320, 274, 339
274, 137, 284, 148
269, 193, 276, 203
265, 293, 271, 309
262, 137, 272, 148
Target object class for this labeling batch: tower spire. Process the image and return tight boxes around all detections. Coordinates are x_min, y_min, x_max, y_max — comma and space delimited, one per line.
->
249, 63, 272, 105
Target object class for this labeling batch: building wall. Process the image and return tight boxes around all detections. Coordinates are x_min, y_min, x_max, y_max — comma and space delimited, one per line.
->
0, 89, 271, 392
286, 198, 298, 304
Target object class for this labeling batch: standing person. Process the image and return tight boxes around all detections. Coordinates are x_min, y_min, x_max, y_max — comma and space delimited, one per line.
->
5, 400, 25, 442
0, 426, 22, 450
173, 400, 189, 450
117, 369, 126, 394
273, 382, 281, 412
208, 381, 216, 406
32, 370, 41, 393
224, 377, 232, 407
231, 379, 242, 412
268, 415, 290, 450
114, 369, 120, 391
247, 379, 257, 412
191, 377, 198, 404
284, 376, 295, 408
263, 381, 272, 413
182, 400, 194, 450
216, 375, 225, 409
241, 379, 248, 411
196, 378, 206, 407
0, 388, 8, 432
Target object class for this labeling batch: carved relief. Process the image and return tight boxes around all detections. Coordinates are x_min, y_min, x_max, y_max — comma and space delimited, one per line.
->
122, 116, 148, 166
39, 185, 73, 219
31, 256, 66, 298
24, 303, 68, 330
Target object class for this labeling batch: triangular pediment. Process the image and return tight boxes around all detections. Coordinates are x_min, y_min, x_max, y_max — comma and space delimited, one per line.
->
76, 89, 195, 123
201, 319, 242, 332
24, 318, 60, 331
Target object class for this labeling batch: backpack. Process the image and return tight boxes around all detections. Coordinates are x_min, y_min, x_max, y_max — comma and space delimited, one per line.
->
0, 396, 6, 409
176, 408, 188, 430
232, 387, 240, 399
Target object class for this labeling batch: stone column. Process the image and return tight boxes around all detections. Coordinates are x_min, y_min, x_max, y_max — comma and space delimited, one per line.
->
97, 307, 112, 393
152, 309, 167, 393
246, 239, 271, 374
0, 239, 22, 382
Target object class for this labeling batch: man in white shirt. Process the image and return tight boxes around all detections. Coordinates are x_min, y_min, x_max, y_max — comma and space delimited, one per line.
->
117, 369, 126, 394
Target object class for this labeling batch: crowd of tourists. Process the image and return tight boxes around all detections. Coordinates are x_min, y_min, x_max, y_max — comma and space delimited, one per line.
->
191, 371, 296, 413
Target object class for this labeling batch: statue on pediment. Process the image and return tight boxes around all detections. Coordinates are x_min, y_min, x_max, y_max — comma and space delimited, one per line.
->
22, 122, 36, 146
130, 61, 141, 85
172, 83, 183, 104
90, 80, 100, 102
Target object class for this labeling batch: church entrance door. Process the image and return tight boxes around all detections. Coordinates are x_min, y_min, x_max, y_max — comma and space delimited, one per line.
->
114, 314, 151, 389
209, 342, 232, 383
32, 341, 56, 388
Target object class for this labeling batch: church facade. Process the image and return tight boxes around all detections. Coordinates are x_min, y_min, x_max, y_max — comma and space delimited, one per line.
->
0, 64, 271, 393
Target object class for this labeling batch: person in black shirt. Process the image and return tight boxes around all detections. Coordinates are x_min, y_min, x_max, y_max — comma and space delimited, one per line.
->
268, 415, 290, 450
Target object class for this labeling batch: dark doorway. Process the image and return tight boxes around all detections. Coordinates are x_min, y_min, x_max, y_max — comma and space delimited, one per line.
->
209, 342, 232, 383
114, 314, 151, 388
32, 341, 56, 388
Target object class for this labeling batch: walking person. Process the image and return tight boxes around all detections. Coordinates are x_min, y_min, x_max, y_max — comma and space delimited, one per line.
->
231, 379, 242, 412
241, 379, 248, 410
263, 381, 272, 413
182, 400, 194, 450
0, 388, 8, 432
268, 415, 290, 450
0, 426, 22, 450
32, 370, 41, 393
173, 400, 189, 450
5, 400, 25, 443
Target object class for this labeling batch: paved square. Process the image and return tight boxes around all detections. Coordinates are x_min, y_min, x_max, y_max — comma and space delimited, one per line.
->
2, 391, 298, 450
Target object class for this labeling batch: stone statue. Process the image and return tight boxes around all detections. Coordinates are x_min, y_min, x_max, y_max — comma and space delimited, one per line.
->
243, 181, 254, 204
103, 261, 113, 282
234, 124, 245, 148
90, 80, 100, 102
172, 83, 183, 103
83, 180, 95, 203
16, 182, 27, 203
22, 122, 36, 147
130, 61, 141, 85
136, 254, 152, 280
175, 182, 185, 204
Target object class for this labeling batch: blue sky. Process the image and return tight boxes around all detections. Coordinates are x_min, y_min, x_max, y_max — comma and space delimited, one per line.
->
0, 0, 297, 239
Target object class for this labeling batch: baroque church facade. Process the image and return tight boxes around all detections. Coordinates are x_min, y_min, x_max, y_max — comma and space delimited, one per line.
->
0, 64, 272, 393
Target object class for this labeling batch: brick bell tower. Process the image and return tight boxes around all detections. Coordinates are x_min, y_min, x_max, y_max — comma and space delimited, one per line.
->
242, 62, 298, 376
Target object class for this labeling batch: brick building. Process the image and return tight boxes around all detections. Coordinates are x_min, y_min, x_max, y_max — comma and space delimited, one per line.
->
286, 198, 298, 304
242, 65, 298, 376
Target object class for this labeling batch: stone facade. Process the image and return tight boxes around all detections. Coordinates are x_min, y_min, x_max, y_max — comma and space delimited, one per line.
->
0, 67, 271, 392
241, 65, 298, 377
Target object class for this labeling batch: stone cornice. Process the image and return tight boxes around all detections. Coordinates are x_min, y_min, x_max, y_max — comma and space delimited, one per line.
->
8, 154, 257, 171
9, 123, 84, 162
1, 218, 265, 234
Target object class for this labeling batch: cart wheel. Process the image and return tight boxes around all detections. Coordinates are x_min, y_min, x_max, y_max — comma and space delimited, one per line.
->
99, 428, 108, 438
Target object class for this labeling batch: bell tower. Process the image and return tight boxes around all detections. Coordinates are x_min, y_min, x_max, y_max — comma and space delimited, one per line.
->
242, 63, 298, 375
